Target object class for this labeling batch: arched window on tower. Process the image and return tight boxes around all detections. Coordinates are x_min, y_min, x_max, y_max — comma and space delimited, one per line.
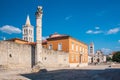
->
24, 29, 25, 34
29, 30, 31, 34
29, 37, 30, 42
31, 30, 32, 34
23, 37, 25, 40
26, 29, 28, 34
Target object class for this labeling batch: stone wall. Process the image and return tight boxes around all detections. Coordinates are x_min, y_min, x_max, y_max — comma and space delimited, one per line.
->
0, 41, 69, 69
0, 41, 35, 69
41, 48, 69, 68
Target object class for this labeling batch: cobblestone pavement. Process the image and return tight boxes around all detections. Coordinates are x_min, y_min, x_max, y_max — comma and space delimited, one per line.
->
0, 65, 120, 80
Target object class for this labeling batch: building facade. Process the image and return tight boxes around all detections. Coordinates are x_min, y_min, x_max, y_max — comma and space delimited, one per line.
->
93, 50, 106, 63
22, 15, 34, 42
43, 33, 88, 67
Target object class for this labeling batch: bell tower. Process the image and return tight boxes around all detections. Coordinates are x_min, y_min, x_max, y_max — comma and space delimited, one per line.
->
22, 15, 34, 42
89, 42, 94, 56
35, 6, 43, 63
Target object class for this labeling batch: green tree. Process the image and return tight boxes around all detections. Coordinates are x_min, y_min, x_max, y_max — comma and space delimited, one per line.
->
107, 57, 112, 62
112, 51, 120, 63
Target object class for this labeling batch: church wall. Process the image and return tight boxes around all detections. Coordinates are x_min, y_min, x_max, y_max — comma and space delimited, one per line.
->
0, 41, 35, 69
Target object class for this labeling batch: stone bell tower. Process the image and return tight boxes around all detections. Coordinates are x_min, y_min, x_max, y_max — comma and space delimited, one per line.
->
89, 42, 94, 56
22, 15, 34, 42
35, 6, 43, 63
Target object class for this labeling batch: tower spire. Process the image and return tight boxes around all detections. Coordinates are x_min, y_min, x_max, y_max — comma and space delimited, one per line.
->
25, 15, 31, 26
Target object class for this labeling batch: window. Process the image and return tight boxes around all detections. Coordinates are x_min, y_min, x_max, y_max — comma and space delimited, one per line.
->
76, 45, 78, 51
80, 47, 82, 52
83, 48, 84, 53
72, 42, 74, 50
49, 44, 52, 50
9, 54, 12, 58
24, 37, 25, 40
58, 43, 62, 51
29, 37, 30, 41
29, 30, 31, 34
26, 37, 28, 41
26, 29, 28, 34
24, 37, 26, 40
24, 29, 25, 34
31, 30, 32, 34
71, 55, 74, 61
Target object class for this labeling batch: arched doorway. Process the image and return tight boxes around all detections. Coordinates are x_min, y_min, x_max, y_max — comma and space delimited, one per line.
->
97, 58, 100, 63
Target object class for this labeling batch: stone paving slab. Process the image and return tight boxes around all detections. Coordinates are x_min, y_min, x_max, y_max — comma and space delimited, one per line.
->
0, 65, 120, 80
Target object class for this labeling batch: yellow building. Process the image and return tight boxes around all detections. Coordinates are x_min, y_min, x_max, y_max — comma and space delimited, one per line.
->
43, 33, 88, 67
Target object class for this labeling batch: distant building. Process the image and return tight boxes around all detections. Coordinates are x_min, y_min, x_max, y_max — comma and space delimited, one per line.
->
93, 50, 106, 63
22, 15, 34, 42
42, 33, 88, 67
89, 42, 94, 56
88, 56, 92, 64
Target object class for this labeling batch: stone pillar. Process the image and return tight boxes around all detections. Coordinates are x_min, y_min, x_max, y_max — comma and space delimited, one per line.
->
35, 6, 43, 63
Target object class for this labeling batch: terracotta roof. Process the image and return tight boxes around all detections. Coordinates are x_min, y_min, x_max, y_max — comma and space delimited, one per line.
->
6, 38, 28, 42
42, 40, 47, 44
6, 38, 36, 45
47, 33, 87, 46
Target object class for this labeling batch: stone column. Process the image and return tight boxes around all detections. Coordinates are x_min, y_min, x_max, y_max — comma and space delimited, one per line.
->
35, 6, 43, 63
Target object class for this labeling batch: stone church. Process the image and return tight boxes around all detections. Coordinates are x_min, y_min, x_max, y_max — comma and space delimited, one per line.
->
0, 6, 88, 70
88, 42, 106, 63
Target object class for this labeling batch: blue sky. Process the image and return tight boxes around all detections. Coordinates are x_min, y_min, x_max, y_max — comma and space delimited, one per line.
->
0, 0, 120, 54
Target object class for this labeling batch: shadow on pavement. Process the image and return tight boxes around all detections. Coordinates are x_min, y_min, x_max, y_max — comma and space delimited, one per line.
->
21, 68, 120, 80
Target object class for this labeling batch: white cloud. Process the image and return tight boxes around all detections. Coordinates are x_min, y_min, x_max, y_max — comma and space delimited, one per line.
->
118, 40, 120, 43
116, 47, 120, 49
42, 36, 49, 40
101, 48, 112, 54
107, 27, 120, 34
94, 31, 103, 34
0, 25, 21, 34
86, 30, 93, 34
65, 16, 72, 20
86, 30, 102, 34
95, 27, 100, 30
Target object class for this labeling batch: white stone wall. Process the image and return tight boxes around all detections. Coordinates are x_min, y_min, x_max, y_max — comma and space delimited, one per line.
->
0, 41, 35, 69
41, 48, 69, 67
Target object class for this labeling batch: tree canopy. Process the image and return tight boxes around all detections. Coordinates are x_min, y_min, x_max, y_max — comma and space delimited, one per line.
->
112, 51, 120, 63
